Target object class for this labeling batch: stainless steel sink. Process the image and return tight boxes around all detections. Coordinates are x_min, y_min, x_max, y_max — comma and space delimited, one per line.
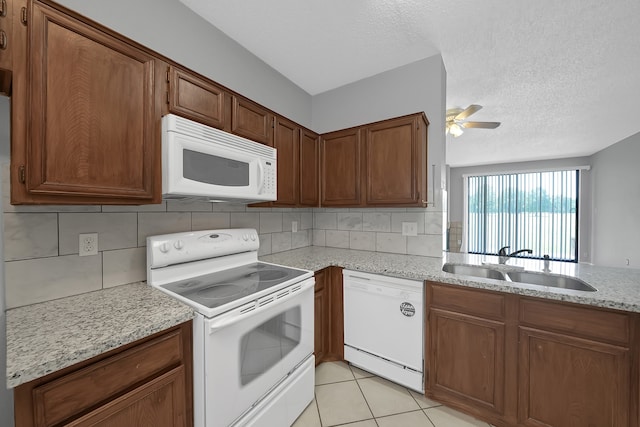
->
506, 271, 597, 292
442, 263, 507, 280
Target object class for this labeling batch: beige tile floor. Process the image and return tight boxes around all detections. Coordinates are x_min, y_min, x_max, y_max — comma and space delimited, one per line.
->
292, 361, 492, 427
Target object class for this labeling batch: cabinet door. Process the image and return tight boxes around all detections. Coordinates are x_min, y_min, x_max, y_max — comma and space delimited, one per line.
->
66, 366, 187, 427
272, 117, 299, 206
314, 268, 328, 365
21, 2, 159, 203
0, 0, 13, 94
321, 128, 361, 206
299, 129, 319, 206
518, 327, 630, 427
231, 96, 273, 145
168, 66, 226, 129
364, 115, 421, 205
428, 309, 505, 415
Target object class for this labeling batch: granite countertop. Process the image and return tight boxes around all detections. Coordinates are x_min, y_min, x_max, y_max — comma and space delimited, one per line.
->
261, 247, 640, 313
6, 282, 194, 389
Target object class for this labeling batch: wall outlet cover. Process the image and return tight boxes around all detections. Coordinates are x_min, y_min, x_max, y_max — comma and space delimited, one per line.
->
79, 233, 98, 256
401, 222, 418, 237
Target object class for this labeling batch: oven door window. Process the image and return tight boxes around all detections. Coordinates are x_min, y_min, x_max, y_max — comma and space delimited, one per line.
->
239, 306, 301, 385
183, 149, 249, 186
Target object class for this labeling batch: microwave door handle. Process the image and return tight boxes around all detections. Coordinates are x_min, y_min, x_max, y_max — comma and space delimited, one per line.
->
257, 160, 265, 194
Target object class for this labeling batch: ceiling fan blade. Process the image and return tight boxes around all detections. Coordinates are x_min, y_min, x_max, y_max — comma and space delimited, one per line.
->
455, 104, 482, 120
461, 121, 501, 129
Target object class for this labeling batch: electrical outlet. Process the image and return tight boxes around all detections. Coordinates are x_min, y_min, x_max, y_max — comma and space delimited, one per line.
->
79, 233, 98, 256
292, 221, 298, 233
401, 222, 418, 236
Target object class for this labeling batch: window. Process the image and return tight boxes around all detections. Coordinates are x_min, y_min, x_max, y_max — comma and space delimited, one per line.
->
467, 170, 579, 262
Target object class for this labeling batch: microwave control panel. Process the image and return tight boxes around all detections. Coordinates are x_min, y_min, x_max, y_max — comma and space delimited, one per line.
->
263, 161, 276, 195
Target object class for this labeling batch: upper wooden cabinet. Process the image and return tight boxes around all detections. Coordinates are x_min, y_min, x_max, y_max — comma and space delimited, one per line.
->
320, 113, 428, 207
167, 66, 226, 130
11, 0, 161, 204
321, 127, 361, 206
364, 114, 428, 205
0, 0, 13, 94
299, 129, 320, 207
231, 95, 273, 146
272, 116, 299, 206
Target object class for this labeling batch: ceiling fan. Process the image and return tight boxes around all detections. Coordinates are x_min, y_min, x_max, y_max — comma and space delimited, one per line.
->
446, 104, 501, 137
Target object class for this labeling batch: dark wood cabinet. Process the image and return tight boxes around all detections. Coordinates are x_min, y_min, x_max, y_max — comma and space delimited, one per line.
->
321, 127, 362, 206
426, 282, 507, 419
231, 95, 273, 146
272, 117, 299, 206
426, 281, 638, 427
314, 268, 329, 365
11, 0, 161, 204
14, 322, 193, 427
364, 114, 428, 205
299, 129, 320, 207
0, 0, 13, 95
517, 298, 632, 427
320, 113, 428, 207
314, 267, 344, 365
167, 65, 226, 130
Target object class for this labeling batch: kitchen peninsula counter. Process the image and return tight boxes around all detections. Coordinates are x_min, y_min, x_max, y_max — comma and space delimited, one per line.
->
261, 246, 640, 313
6, 282, 194, 388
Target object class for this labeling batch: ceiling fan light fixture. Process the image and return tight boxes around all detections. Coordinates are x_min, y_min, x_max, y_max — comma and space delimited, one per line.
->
449, 122, 464, 137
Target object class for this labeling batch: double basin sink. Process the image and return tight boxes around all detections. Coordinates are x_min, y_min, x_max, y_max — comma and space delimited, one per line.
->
442, 263, 597, 292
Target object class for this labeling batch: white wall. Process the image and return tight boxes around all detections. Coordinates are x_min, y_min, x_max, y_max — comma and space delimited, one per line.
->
312, 55, 447, 211
448, 157, 593, 262
55, 0, 313, 128
590, 132, 640, 268
0, 97, 14, 426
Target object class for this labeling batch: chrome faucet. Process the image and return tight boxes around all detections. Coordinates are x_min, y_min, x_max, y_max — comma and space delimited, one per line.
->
498, 246, 533, 264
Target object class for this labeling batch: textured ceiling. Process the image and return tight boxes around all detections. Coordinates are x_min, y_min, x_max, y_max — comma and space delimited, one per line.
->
179, 0, 640, 167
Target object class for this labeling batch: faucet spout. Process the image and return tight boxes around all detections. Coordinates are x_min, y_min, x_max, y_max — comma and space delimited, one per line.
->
498, 247, 533, 264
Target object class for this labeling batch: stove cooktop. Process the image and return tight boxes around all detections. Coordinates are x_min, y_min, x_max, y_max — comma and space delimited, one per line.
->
159, 262, 310, 311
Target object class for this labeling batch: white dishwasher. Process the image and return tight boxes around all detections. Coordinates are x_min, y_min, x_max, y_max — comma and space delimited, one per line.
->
343, 269, 424, 392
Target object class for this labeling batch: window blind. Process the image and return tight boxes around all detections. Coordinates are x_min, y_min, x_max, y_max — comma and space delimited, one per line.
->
467, 170, 579, 262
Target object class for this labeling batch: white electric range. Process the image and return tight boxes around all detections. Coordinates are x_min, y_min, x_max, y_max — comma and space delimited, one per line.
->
147, 229, 315, 427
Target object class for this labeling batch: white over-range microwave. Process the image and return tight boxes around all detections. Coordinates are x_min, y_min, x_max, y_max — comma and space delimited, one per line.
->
161, 114, 277, 203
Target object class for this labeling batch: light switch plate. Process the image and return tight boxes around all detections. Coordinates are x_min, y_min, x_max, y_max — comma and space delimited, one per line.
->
401, 222, 418, 236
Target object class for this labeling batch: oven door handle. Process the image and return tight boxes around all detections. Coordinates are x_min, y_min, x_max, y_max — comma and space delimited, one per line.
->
208, 279, 314, 334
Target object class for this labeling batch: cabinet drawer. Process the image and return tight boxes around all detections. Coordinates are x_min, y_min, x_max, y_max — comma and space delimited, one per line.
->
32, 329, 184, 427
519, 298, 630, 346
428, 282, 505, 320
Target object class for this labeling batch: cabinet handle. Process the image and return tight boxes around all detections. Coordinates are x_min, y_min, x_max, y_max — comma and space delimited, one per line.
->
0, 30, 6, 50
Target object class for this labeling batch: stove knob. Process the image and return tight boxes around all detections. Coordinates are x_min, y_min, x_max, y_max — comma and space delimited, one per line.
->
159, 243, 170, 254
174, 240, 184, 250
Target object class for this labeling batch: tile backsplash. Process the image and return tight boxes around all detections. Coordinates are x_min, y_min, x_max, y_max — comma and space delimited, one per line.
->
2, 164, 444, 308
311, 208, 444, 257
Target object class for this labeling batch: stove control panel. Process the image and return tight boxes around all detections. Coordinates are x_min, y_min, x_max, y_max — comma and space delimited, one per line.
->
147, 228, 260, 268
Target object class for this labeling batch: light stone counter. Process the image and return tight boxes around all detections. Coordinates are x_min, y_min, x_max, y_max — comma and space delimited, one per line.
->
6, 282, 194, 388
261, 247, 640, 313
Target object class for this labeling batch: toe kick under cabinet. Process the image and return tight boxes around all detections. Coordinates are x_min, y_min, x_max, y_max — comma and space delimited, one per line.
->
13, 322, 193, 427
425, 281, 639, 427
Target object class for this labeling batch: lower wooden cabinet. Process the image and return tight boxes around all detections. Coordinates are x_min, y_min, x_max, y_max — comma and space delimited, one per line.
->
314, 267, 344, 365
425, 281, 638, 427
14, 322, 193, 427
